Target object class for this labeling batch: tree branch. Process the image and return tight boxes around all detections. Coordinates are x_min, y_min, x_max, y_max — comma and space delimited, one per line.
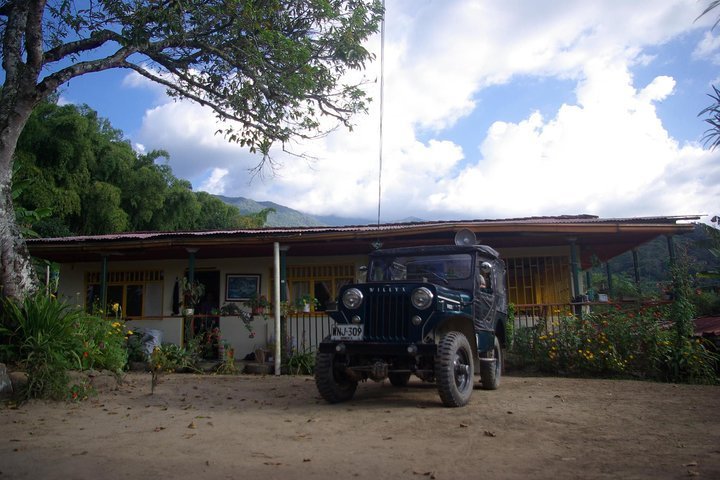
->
36, 44, 138, 98
43, 29, 122, 64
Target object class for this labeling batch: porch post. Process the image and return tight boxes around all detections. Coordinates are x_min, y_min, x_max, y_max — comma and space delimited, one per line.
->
605, 261, 613, 299
585, 270, 592, 299
632, 249, 641, 292
274, 242, 281, 376
569, 239, 580, 300
280, 246, 289, 302
100, 254, 108, 312
666, 235, 676, 266
186, 248, 198, 283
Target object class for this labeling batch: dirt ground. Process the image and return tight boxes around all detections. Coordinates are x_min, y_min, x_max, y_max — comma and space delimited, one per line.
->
1, 371, 719, 480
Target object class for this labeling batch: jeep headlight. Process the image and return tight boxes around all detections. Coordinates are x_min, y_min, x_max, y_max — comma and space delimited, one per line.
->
411, 287, 434, 310
342, 288, 364, 309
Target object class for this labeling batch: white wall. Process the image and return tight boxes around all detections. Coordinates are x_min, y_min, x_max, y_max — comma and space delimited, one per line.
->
56, 253, 367, 358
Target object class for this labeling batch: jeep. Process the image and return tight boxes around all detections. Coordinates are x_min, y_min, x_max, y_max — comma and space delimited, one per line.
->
315, 231, 508, 407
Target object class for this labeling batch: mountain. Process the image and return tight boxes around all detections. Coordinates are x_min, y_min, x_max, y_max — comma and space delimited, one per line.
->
217, 195, 429, 227
216, 195, 385, 227
216, 195, 325, 227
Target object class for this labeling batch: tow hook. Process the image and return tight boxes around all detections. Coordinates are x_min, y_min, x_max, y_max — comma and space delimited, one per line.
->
369, 361, 389, 382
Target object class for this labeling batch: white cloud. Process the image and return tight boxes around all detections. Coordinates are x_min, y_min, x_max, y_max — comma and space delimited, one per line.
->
693, 31, 720, 63
199, 168, 230, 194
128, 0, 719, 221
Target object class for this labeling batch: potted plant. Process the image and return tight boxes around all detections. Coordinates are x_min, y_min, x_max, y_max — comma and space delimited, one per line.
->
180, 277, 205, 316
244, 294, 272, 315
296, 294, 319, 313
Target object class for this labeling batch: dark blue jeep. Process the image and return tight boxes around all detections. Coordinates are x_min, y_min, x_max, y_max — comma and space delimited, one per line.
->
315, 234, 508, 407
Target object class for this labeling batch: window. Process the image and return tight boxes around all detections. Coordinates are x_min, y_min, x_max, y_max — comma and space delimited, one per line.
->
505, 256, 570, 306
286, 264, 355, 311
85, 270, 164, 318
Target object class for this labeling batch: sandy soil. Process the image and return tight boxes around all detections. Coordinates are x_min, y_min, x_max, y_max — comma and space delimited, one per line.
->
1, 371, 719, 480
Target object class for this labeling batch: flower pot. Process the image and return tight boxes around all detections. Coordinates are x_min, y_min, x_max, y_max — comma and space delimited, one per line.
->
182, 308, 194, 316
254, 348, 266, 363
303, 304, 311, 313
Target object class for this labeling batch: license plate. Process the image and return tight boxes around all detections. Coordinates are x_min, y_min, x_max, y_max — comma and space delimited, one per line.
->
331, 324, 364, 341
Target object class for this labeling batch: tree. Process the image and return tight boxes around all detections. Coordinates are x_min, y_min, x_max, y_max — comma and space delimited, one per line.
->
698, 2, 720, 149
0, 0, 383, 300
13, 99, 289, 234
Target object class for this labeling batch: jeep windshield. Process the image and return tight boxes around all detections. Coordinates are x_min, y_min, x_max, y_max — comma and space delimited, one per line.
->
368, 253, 474, 289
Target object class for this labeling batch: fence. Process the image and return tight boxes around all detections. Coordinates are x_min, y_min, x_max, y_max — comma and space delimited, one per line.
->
513, 300, 670, 332
284, 312, 335, 353
283, 301, 668, 354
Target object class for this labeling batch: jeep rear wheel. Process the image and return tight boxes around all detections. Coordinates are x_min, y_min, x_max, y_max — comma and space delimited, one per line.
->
479, 336, 502, 390
315, 352, 357, 403
435, 332, 474, 407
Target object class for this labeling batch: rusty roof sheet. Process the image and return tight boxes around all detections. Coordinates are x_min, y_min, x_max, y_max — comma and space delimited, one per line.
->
695, 316, 720, 336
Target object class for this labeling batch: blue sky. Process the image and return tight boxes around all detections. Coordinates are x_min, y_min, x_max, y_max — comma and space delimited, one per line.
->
56, 0, 720, 223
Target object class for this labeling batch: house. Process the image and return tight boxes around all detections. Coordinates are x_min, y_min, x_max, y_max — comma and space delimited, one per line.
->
26, 215, 698, 362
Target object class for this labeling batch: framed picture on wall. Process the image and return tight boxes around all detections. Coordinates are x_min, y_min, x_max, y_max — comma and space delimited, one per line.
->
225, 274, 260, 301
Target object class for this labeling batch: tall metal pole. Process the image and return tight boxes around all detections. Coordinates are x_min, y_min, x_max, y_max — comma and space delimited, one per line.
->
274, 242, 281, 376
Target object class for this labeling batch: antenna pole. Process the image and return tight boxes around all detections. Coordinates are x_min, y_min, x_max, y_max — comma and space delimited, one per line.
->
377, 0, 386, 228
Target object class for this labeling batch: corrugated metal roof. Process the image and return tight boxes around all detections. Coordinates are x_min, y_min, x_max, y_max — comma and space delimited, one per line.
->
26, 214, 700, 244
695, 316, 720, 336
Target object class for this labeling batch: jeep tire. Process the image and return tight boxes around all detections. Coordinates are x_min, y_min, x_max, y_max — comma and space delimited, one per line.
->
315, 352, 358, 403
479, 336, 502, 390
435, 332, 474, 407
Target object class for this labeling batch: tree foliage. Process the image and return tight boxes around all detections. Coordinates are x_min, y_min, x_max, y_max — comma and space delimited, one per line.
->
0, 0, 382, 300
698, 3, 720, 149
13, 100, 275, 236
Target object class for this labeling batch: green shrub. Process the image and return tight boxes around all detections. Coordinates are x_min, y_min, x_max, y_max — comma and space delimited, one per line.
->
1, 294, 83, 400
509, 304, 718, 384
285, 350, 315, 375
1, 294, 134, 400
74, 315, 128, 373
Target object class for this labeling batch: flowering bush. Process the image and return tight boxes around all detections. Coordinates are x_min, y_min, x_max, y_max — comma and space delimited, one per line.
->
510, 304, 718, 384
74, 313, 129, 373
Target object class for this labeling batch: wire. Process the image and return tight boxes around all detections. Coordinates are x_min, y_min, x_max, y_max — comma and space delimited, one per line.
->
377, 0, 386, 228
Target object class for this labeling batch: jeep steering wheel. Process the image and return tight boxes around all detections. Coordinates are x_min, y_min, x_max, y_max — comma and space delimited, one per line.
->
419, 269, 449, 285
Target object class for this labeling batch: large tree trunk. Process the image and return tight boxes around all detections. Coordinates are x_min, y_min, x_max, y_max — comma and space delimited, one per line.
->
0, 1, 46, 301
0, 100, 40, 301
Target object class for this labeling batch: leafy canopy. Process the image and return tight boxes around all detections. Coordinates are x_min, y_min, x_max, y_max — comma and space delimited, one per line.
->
2, 0, 383, 157
13, 100, 275, 235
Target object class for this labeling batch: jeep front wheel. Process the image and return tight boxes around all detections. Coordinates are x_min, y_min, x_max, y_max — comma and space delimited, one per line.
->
315, 352, 358, 403
435, 332, 474, 407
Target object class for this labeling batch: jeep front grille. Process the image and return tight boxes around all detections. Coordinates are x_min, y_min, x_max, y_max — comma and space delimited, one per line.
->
364, 292, 411, 341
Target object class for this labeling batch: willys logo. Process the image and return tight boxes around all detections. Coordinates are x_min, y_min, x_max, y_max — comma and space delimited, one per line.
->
369, 286, 407, 293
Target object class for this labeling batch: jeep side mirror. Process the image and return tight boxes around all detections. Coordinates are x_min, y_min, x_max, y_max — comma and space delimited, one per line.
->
480, 261, 493, 274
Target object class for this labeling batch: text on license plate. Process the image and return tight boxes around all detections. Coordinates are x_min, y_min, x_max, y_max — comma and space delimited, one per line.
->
331, 324, 364, 341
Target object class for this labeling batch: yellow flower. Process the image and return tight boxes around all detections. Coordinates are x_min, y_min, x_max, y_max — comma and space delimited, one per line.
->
112, 303, 120, 313
127, 330, 133, 335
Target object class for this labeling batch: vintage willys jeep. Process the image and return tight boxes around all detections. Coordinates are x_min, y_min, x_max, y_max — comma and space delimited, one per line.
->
315, 232, 508, 407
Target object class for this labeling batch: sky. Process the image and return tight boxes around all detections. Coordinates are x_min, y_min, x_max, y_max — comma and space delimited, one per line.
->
58, 0, 720, 223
